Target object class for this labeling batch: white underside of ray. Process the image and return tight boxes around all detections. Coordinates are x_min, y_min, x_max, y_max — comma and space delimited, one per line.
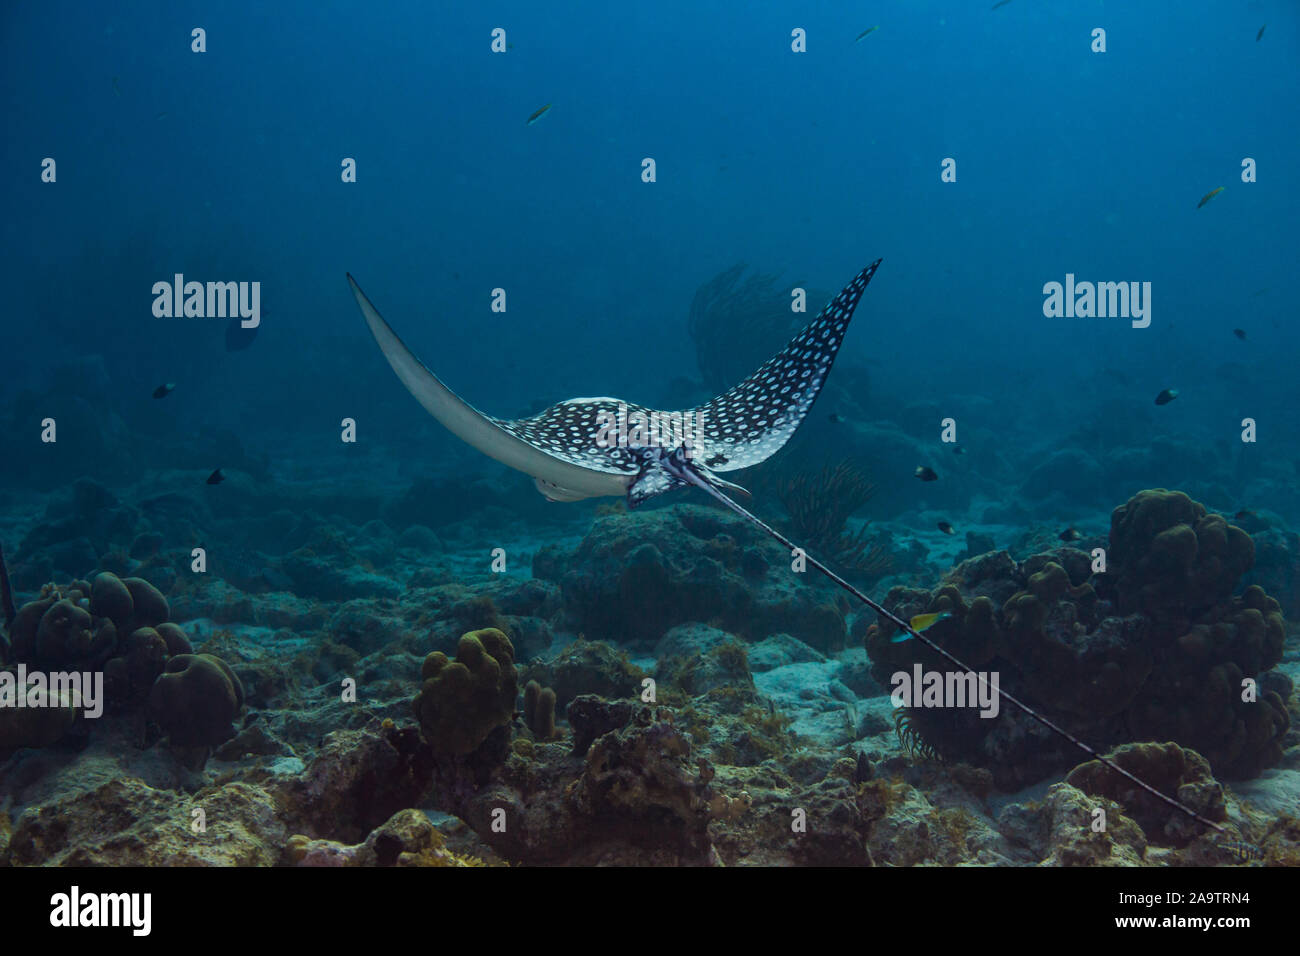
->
348, 275, 630, 501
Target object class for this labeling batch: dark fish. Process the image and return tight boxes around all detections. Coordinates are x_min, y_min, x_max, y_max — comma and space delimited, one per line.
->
1233, 328, 1246, 340
1197, 186, 1225, 209
915, 466, 938, 482
1154, 388, 1179, 405
1233, 510, 1257, 521
853, 751, 873, 783
1059, 527, 1083, 542
937, 521, 954, 535
952, 445, 965, 455
1256, 24, 1266, 42
855, 26, 879, 42
152, 382, 176, 399
991, 0, 1012, 8
828, 413, 844, 424
526, 103, 552, 126
206, 468, 225, 485
225, 317, 259, 352
0, 540, 15, 629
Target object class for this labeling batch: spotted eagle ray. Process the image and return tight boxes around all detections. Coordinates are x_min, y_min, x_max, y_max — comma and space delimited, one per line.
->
348, 261, 1223, 833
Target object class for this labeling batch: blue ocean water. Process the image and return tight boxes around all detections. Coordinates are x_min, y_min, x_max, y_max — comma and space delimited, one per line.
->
0, 1, 1297, 874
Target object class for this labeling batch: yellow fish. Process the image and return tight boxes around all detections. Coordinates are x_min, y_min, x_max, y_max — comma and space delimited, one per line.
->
892, 611, 952, 642
526, 103, 552, 126
1197, 186, 1224, 209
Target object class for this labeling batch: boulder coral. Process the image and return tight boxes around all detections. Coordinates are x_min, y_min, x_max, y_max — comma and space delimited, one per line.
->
533, 504, 850, 652
4, 570, 241, 761
149, 653, 246, 748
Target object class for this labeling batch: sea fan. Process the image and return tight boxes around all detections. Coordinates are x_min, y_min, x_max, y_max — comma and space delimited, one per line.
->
894, 707, 942, 762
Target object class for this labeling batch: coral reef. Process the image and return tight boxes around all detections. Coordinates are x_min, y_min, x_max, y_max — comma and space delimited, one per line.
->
523, 637, 645, 712
864, 489, 1289, 784
535, 504, 850, 651
287, 809, 486, 867
1, 463, 1295, 869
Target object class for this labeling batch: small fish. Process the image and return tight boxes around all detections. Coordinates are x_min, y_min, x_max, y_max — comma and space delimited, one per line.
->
937, 521, 955, 535
828, 413, 845, 424
991, 0, 1013, 8
1250, 288, 1269, 297
225, 317, 259, 352
1059, 527, 1083, 542
152, 383, 176, 399
206, 469, 225, 485
112, 76, 121, 97
952, 445, 965, 455
1233, 509, 1257, 521
891, 611, 952, 643
1221, 840, 1263, 862
1233, 328, 1246, 340
853, 751, 873, 783
1256, 25, 1266, 42
1154, 388, 1179, 405
526, 103, 552, 126
1197, 186, 1225, 209
915, 466, 938, 482
155, 111, 168, 120
855, 26, 879, 42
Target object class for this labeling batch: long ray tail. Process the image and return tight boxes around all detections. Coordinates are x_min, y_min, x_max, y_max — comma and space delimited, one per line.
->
681, 474, 1224, 833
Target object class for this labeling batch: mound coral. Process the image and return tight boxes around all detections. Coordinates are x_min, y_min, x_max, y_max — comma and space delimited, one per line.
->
412, 627, 518, 755
4, 570, 239, 761
864, 489, 1289, 786
535, 504, 851, 651
1065, 741, 1226, 845
149, 653, 246, 748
